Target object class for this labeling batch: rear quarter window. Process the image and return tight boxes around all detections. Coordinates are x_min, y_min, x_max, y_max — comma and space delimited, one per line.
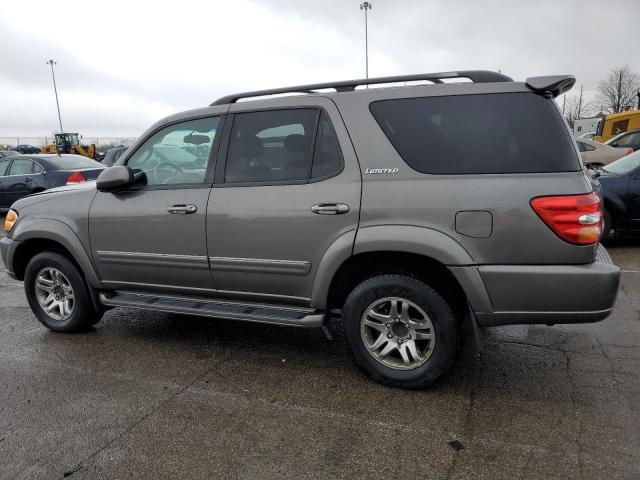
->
369, 92, 580, 174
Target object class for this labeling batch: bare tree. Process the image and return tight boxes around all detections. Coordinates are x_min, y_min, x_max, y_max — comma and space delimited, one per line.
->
563, 94, 581, 127
595, 65, 640, 114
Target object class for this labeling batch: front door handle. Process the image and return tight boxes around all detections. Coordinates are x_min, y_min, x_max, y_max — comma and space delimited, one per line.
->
167, 204, 197, 214
311, 203, 349, 215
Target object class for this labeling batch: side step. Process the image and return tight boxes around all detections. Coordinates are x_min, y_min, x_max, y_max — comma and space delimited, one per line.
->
98, 291, 325, 328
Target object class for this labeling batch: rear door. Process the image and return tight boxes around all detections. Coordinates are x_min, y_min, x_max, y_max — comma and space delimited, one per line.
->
4, 158, 41, 206
0, 159, 11, 208
206, 97, 361, 304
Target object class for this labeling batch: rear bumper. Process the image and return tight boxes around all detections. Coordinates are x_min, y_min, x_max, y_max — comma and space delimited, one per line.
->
451, 244, 620, 327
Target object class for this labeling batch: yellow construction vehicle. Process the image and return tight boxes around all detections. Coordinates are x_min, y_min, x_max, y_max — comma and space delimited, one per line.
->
42, 133, 97, 159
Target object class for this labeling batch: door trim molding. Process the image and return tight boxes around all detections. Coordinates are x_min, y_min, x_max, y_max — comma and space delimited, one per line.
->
96, 251, 210, 269
209, 256, 312, 276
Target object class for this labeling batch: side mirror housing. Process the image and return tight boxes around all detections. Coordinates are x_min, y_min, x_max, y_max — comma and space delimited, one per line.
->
96, 166, 134, 192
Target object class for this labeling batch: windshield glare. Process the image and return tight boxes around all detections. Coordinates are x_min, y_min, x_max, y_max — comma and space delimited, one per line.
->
604, 150, 640, 174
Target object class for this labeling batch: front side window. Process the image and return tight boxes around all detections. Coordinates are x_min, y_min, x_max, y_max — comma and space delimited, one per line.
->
225, 109, 317, 183
370, 92, 580, 174
9, 159, 34, 175
127, 116, 220, 186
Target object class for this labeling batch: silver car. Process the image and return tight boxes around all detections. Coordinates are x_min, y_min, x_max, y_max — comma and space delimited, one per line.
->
1, 71, 620, 389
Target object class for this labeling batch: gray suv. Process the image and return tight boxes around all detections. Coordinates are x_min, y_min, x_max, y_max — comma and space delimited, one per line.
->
1, 71, 620, 388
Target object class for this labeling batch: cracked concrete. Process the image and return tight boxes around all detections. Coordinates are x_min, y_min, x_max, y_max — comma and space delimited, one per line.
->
0, 243, 639, 479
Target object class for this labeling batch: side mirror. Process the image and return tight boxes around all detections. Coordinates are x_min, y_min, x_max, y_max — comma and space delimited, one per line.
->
96, 166, 134, 192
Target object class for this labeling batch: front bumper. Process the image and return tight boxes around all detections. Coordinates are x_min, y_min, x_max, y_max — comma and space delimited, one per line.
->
451, 244, 620, 327
0, 236, 18, 279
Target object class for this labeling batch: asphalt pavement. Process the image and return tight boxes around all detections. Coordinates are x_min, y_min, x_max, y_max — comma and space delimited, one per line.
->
0, 238, 639, 479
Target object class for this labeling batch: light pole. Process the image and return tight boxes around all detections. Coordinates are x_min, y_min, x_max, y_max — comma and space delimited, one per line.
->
47, 59, 64, 133
360, 2, 372, 80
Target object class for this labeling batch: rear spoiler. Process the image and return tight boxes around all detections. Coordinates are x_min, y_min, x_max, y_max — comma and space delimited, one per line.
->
525, 75, 575, 98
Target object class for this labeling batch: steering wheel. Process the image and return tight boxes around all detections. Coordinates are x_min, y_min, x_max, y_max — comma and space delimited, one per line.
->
154, 161, 184, 183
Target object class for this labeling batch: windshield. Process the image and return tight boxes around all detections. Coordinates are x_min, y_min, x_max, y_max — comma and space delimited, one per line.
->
2, 150, 19, 157
47, 155, 103, 169
604, 150, 640, 174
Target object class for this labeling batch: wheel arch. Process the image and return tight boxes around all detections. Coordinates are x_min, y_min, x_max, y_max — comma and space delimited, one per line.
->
9, 218, 100, 287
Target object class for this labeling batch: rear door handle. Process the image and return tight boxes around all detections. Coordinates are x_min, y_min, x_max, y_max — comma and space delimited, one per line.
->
167, 204, 197, 214
311, 203, 349, 215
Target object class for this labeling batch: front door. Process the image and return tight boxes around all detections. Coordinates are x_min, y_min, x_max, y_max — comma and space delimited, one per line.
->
207, 100, 361, 304
89, 114, 224, 294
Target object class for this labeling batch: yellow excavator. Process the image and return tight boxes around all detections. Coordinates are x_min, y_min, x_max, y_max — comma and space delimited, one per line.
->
42, 133, 97, 159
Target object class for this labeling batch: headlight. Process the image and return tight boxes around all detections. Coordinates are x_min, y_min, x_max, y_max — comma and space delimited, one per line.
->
4, 209, 18, 232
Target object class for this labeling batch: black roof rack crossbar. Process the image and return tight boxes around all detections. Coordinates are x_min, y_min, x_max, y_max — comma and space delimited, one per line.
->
211, 70, 513, 106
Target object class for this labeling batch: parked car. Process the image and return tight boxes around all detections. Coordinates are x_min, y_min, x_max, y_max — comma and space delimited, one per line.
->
0, 150, 20, 159
578, 132, 596, 140
597, 149, 640, 239
0, 71, 619, 389
101, 146, 128, 167
15, 145, 41, 154
604, 129, 640, 152
577, 138, 631, 167
0, 154, 104, 212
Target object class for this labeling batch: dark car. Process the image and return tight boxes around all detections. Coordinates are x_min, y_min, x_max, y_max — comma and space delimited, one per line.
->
0, 154, 104, 211
101, 145, 128, 167
605, 129, 640, 152
597, 149, 640, 239
0, 150, 20, 159
15, 145, 41, 154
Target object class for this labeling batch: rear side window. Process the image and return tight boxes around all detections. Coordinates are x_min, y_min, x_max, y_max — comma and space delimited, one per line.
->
9, 159, 34, 175
370, 92, 580, 174
225, 109, 318, 183
0, 159, 9, 176
312, 112, 343, 179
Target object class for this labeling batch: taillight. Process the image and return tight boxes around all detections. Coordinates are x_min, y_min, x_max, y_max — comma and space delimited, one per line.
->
627, 148, 633, 156
66, 171, 86, 185
530, 192, 602, 245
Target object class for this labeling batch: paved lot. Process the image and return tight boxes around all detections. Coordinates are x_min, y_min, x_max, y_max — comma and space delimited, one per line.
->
0, 240, 639, 479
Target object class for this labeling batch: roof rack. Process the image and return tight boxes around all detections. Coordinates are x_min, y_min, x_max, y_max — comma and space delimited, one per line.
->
210, 70, 513, 106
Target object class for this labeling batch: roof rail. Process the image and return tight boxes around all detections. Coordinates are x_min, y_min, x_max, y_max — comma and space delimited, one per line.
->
210, 70, 513, 106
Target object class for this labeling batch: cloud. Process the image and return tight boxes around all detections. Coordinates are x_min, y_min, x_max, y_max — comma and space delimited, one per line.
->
0, 0, 637, 137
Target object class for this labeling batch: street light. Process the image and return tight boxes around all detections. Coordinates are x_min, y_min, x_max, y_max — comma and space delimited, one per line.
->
46, 59, 64, 133
360, 2, 372, 80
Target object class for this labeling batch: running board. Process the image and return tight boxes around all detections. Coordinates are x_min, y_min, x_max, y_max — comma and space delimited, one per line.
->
98, 291, 325, 328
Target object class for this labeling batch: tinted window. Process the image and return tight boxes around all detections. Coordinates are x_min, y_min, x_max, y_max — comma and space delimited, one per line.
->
47, 155, 103, 169
32, 162, 43, 173
225, 109, 317, 183
127, 117, 219, 186
577, 141, 595, 152
312, 112, 343, 179
0, 159, 9, 176
9, 159, 34, 175
370, 92, 580, 174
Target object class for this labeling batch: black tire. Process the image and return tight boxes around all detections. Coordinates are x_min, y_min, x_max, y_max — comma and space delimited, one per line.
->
602, 208, 613, 242
338, 274, 458, 389
24, 251, 103, 332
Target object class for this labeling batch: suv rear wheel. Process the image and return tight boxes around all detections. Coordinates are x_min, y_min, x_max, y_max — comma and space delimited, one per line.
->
24, 252, 103, 332
339, 274, 458, 389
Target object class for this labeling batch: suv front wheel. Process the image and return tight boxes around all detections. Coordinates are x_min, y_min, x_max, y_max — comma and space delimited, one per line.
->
340, 274, 458, 389
24, 251, 103, 332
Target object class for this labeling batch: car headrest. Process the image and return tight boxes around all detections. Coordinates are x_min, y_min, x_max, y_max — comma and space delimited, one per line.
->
235, 135, 264, 158
284, 134, 307, 154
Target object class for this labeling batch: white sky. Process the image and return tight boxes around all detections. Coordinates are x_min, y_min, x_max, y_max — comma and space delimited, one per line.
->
0, 0, 638, 137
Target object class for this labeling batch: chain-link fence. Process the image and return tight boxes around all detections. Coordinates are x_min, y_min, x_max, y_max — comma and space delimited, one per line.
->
0, 136, 137, 153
